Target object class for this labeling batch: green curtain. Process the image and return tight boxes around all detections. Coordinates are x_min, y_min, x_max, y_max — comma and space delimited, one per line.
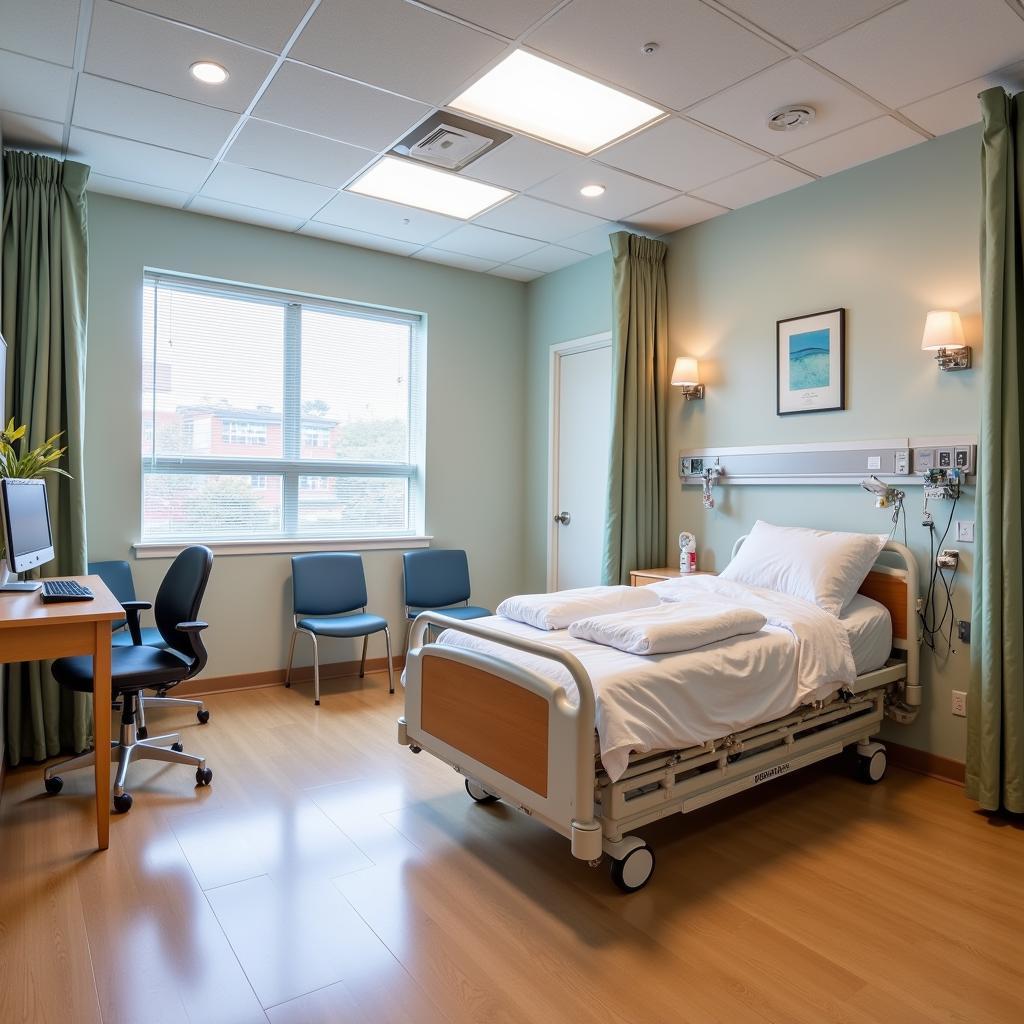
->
967, 87, 1024, 813
602, 231, 669, 585
1, 151, 90, 766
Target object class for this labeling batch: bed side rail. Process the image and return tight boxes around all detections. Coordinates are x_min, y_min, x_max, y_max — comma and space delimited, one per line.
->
401, 612, 602, 861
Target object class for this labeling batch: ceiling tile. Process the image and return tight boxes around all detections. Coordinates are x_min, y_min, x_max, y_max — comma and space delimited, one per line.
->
489, 264, 542, 281
528, 163, 678, 219
716, 1, 898, 50
415, 249, 499, 272
561, 220, 625, 254
298, 222, 421, 256
0, 50, 73, 121
474, 195, 606, 242
0, 110, 64, 152
598, 117, 763, 191
510, 244, 590, 272
433, 224, 543, 261
68, 127, 213, 192
291, 0, 506, 105
425, 1, 560, 38
527, 0, 784, 110
87, 173, 190, 208
72, 75, 238, 157
313, 191, 461, 245
806, 0, 1024, 109
0, 0, 81, 66
188, 196, 305, 231
900, 61, 1024, 135
84, 0, 275, 113
785, 116, 925, 176
690, 160, 813, 209
116, 0, 312, 51
466, 135, 583, 192
623, 194, 726, 234
226, 119, 372, 188
199, 163, 335, 219
687, 59, 883, 156
254, 62, 429, 151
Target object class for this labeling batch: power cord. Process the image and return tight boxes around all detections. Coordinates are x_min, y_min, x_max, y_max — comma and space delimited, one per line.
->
918, 494, 959, 656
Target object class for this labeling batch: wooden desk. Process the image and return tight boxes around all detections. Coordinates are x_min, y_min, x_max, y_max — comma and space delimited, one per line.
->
629, 567, 716, 586
0, 575, 122, 851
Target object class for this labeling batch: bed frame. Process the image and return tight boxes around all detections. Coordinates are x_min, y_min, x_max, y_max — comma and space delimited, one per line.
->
398, 541, 921, 891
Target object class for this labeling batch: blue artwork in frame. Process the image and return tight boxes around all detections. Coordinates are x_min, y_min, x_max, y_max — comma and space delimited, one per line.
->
777, 308, 845, 415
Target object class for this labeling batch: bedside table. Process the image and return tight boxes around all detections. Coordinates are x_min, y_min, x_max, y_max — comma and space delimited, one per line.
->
629, 567, 715, 586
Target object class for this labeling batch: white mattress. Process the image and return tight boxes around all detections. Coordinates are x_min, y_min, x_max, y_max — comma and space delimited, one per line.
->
842, 593, 893, 675
432, 576, 879, 781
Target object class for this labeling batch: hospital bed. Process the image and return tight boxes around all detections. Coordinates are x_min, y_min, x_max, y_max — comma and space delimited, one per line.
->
398, 540, 920, 891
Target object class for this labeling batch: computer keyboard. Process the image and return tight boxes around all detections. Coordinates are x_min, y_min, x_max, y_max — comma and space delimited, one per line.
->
41, 579, 94, 603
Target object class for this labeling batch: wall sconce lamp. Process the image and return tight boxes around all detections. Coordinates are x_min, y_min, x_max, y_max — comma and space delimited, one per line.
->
671, 356, 704, 400
921, 310, 970, 371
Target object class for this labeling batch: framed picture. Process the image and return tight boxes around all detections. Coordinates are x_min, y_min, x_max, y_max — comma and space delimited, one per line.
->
776, 308, 845, 416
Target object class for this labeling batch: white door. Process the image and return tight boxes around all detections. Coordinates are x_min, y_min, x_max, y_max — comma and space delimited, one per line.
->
549, 337, 612, 590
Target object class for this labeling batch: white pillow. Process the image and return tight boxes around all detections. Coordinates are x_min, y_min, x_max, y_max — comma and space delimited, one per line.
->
719, 521, 886, 617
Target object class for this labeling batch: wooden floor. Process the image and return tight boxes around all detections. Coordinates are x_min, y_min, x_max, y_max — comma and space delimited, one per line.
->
1, 673, 1022, 1024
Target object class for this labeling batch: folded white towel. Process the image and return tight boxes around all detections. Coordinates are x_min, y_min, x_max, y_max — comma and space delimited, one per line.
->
496, 585, 660, 631
568, 601, 767, 655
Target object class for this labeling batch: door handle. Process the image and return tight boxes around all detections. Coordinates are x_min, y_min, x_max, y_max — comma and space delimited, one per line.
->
553, 511, 571, 525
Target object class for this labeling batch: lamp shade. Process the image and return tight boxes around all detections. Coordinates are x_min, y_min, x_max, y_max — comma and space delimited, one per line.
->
671, 356, 701, 386
921, 310, 965, 351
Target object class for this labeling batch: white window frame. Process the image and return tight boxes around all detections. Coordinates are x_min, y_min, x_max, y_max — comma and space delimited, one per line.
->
136, 270, 429, 557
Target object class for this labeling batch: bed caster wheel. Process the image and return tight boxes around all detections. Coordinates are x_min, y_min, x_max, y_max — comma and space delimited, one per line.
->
857, 748, 887, 784
44, 776, 63, 795
409, 744, 421, 754
197, 708, 210, 725
113, 792, 133, 814
465, 779, 499, 804
137, 726, 148, 740
195, 767, 213, 787
611, 844, 655, 893
171, 741, 184, 752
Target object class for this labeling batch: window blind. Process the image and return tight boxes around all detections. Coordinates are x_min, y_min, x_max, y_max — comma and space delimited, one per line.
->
141, 272, 425, 542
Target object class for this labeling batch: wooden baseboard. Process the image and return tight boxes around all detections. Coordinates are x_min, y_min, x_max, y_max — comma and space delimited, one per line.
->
887, 741, 965, 786
175, 655, 405, 697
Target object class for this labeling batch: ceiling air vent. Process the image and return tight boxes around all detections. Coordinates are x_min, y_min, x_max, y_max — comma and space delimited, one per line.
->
767, 105, 816, 131
392, 112, 511, 171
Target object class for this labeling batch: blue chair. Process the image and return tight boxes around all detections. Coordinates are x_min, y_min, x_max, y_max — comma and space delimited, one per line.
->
402, 549, 491, 653
285, 552, 394, 704
89, 559, 209, 738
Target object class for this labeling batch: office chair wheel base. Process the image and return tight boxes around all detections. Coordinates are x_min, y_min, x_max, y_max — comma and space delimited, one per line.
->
610, 844, 655, 893
44, 776, 63, 795
171, 741, 184, 752
137, 726, 149, 740
113, 792, 133, 814
465, 779, 499, 804
196, 767, 213, 787
197, 709, 210, 724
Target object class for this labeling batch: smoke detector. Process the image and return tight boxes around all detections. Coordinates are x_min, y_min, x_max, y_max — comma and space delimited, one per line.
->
392, 112, 511, 171
767, 105, 816, 131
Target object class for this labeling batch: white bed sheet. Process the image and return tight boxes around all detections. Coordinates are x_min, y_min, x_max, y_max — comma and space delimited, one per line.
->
432, 576, 866, 782
842, 594, 893, 675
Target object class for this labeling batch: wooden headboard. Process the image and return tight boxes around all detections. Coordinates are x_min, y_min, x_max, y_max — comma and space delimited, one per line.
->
858, 567, 909, 643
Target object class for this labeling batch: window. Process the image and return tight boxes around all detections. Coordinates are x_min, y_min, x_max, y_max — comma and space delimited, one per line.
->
141, 272, 425, 543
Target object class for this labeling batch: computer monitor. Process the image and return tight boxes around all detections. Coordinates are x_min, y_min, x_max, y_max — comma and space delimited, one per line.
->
1, 478, 55, 588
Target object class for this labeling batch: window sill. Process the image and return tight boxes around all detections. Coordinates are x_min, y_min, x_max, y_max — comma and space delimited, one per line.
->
133, 536, 432, 559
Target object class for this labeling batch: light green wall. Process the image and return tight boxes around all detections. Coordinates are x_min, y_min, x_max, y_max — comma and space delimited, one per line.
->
526, 125, 983, 762
85, 194, 528, 680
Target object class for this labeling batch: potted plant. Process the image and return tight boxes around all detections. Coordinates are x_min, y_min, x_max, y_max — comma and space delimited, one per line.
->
0, 419, 70, 584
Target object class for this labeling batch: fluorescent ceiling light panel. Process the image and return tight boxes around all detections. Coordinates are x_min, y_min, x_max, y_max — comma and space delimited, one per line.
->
450, 50, 664, 154
346, 155, 512, 219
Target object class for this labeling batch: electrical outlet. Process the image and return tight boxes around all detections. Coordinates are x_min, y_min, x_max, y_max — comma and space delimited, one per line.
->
958, 620, 971, 643
937, 549, 960, 570
956, 520, 975, 543
951, 690, 967, 717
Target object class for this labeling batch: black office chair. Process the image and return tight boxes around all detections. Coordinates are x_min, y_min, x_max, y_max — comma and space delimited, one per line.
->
89, 559, 210, 738
44, 546, 215, 813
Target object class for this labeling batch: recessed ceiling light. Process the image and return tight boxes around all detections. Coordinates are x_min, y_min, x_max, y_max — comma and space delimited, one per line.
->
767, 105, 815, 131
580, 184, 606, 198
346, 155, 512, 220
190, 61, 229, 85
450, 50, 664, 155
